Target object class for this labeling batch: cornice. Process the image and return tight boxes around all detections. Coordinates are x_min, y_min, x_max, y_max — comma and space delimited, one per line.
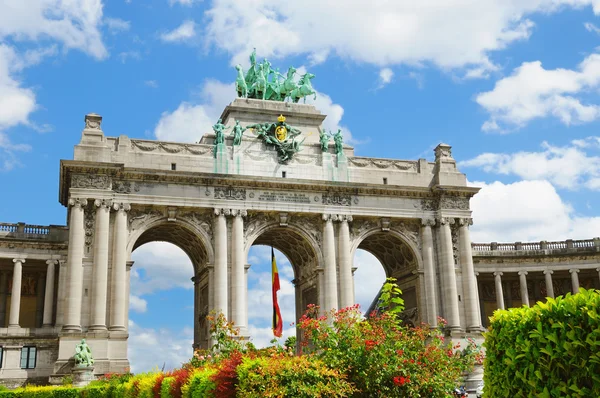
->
60, 161, 476, 206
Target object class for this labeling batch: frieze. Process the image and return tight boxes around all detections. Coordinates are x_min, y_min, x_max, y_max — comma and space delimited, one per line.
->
322, 192, 352, 206
214, 187, 246, 200
440, 196, 470, 210
72, 174, 111, 190
348, 157, 418, 171
0, 240, 68, 251
131, 140, 212, 156
417, 198, 438, 211
113, 180, 140, 194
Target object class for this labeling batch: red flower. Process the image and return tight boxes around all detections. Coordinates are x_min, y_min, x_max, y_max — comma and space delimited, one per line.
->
393, 375, 410, 386
365, 340, 378, 351
396, 350, 404, 356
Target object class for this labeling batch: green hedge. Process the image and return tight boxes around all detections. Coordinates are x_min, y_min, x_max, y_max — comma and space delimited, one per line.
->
236, 356, 355, 397
484, 288, 600, 397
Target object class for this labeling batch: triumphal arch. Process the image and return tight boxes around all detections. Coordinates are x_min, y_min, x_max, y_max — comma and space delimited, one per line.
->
0, 56, 491, 385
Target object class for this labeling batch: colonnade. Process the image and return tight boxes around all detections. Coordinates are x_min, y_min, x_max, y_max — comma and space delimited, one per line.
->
62, 198, 130, 332
489, 267, 600, 310
420, 217, 482, 332
0, 258, 58, 329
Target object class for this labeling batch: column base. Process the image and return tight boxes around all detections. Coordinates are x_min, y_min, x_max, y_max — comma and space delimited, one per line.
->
88, 325, 108, 332
108, 326, 126, 332
62, 325, 82, 332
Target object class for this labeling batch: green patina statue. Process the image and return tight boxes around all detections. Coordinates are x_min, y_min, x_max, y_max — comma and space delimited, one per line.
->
334, 129, 344, 156
212, 118, 229, 156
231, 120, 246, 146
235, 49, 316, 103
319, 129, 330, 152
74, 339, 94, 368
247, 114, 304, 162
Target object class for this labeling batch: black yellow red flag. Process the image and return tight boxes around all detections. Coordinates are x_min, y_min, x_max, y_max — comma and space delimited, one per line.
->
271, 247, 283, 337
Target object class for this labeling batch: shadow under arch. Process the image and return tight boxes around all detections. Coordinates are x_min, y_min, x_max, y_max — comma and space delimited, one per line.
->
127, 217, 214, 270
351, 227, 422, 325
245, 220, 323, 340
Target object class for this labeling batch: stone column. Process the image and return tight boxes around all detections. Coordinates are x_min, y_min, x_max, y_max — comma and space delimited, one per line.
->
421, 218, 438, 327
493, 272, 505, 310
322, 214, 338, 312
42, 260, 57, 327
90, 199, 111, 331
570, 269, 580, 294
437, 217, 460, 330
337, 215, 353, 309
8, 258, 25, 328
63, 198, 87, 332
213, 208, 228, 317
109, 202, 130, 331
231, 210, 247, 332
518, 271, 529, 307
458, 218, 481, 331
543, 270, 554, 298
0, 272, 7, 327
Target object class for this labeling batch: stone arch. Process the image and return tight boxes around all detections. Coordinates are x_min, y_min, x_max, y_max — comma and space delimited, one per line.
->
244, 217, 323, 338
245, 220, 323, 280
351, 225, 423, 324
127, 217, 213, 271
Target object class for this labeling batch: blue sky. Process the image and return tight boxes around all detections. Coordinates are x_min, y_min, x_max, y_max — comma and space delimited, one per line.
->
2, 0, 600, 372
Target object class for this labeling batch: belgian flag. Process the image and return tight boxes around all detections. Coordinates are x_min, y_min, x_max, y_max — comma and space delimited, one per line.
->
271, 247, 283, 337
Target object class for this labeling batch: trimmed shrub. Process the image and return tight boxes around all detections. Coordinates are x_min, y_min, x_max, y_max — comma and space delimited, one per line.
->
484, 288, 600, 397
159, 377, 174, 398
183, 368, 217, 398
236, 355, 355, 398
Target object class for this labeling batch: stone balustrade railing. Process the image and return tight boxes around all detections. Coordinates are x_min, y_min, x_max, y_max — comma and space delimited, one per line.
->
0, 223, 68, 242
472, 238, 600, 253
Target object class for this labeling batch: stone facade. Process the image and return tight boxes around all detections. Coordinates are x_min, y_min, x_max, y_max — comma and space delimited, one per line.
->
0, 99, 595, 386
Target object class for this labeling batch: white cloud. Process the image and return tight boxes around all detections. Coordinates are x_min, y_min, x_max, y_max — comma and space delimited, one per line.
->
105, 17, 131, 34
460, 138, 600, 190
585, 21, 600, 34
128, 320, 193, 372
204, 0, 600, 72
118, 50, 141, 63
0, 0, 107, 59
353, 250, 386, 313
470, 180, 600, 242
154, 79, 233, 142
476, 54, 600, 132
131, 242, 194, 295
145, 80, 159, 88
378, 68, 394, 88
129, 295, 148, 313
160, 20, 196, 42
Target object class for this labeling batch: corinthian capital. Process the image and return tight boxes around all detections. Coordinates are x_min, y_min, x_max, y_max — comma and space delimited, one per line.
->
322, 213, 332, 222
94, 199, 112, 209
68, 198, 88, 208
232, 209, 248, 217
458, 218, 473, 227
113, 202, 131, 212
437, 217, 455, 226
421, 217, 435, 227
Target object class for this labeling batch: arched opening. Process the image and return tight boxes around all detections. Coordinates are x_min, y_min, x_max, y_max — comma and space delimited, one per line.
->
353, 230, 420, 325
352, 249, 386, 314
245, 222, 321, 347
126, 219, 211, 372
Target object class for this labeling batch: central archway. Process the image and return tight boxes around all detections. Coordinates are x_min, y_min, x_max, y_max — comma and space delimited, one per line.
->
245, 216, 323, 344
352, 225, 422, 325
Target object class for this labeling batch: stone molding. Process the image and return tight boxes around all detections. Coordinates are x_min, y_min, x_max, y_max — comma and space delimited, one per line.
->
72, 174, 111, 190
